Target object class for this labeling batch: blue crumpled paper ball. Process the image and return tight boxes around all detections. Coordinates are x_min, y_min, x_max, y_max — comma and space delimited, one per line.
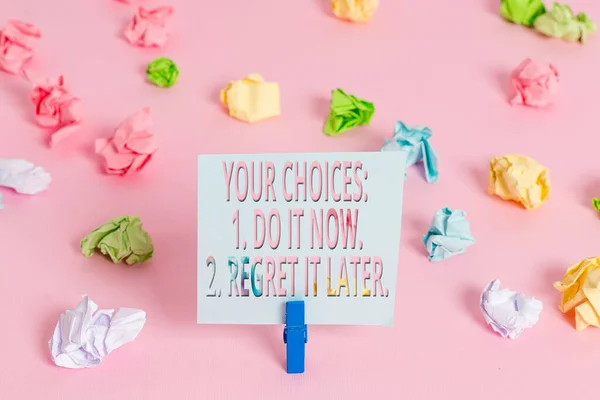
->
381, 121, 439, 184
422, 207, 475, 262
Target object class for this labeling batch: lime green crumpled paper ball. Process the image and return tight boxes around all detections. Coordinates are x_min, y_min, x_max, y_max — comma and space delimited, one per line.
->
534, 3, 596, 43
500, 0, 546, 27
146, 57, 179, 88
80, 215, 154, 265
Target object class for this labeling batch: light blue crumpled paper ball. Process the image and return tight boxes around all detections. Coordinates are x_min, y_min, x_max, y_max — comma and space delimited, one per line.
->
381, 121, 439, 184
422, 207, 475, 262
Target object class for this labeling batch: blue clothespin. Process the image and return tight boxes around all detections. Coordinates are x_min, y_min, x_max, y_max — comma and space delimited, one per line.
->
283, 300, 307, 374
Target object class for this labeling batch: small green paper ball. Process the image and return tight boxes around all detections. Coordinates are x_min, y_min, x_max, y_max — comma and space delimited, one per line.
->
146, 57, 179, 88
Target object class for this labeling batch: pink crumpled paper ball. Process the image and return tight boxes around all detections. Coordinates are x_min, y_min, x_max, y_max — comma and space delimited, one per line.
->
95, 107, 158, 176
0, 20, 41, 76
30, 76, 82, 147
510, 58, 560, 108
124, 6, 174, 48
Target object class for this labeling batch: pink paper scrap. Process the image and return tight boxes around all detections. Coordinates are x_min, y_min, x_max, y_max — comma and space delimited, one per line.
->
95, 107, 158, 176
124, 6, 174, 48
510, 58, 560, 108
30, 76, 82, 147
0, 20, 41, 76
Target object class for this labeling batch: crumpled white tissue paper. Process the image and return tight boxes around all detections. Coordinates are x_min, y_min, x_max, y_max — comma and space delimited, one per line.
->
480, 279, 542, 339
49, 295, 146, 369
0, 158, 50, 194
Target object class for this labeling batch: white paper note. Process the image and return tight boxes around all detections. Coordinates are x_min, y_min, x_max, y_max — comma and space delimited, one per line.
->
197, 151, 407, 326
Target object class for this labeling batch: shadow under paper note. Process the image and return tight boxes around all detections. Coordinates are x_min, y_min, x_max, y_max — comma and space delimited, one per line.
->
248, 325, 285, 370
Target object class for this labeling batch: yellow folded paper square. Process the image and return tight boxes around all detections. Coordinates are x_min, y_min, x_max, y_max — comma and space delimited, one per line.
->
220, 73, 280, 123
488, 154, 550, 209
554, 257, 600, 331
331, 0, 378, 23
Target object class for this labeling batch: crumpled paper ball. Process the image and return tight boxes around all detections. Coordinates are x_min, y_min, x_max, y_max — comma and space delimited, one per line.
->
331, 0, 378, 22
220, 73, 280, 123
381, 121, 438, 184
95, 107, 158, 175
146, 57, 179, 87
480, 280, 543, 339
422, 207, 475, 262
554, 257, 600, 331
488, 154, 550, 209
534, 3, 596, 44
510, 58, 559, 108
324, 88, 375, 135
0, 158, 51, 195
30, 75, 82, 147
124, 6, 174, 48
0, 20, 41, 76
500, 0, 546, 27
80, 215, 154, 264
49, 295, 146, 369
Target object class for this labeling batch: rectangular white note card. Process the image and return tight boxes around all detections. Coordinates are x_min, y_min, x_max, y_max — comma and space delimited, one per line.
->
197, 151, 407, 326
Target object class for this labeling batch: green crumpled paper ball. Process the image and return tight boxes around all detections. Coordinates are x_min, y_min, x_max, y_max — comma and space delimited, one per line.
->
500, 0, 546, 27
323, 89, 375, 136
534, 3, 596, 43
146, 57, 179, 88
80, 216, 154, 265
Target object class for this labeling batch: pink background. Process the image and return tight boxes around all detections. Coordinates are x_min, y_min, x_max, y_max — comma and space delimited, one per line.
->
1, 0, 600, 398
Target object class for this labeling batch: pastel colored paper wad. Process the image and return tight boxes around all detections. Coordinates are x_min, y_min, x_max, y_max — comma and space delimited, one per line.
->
554, 257, 600, 331
95, 108, 158, 175
381, 121, 439, 184
331, 0, 379, 22
0, 20, 41, 76
488, 154, 550, 209
81, 216, 154, 265
510, 58, 559, 108
534, 3, 596, 43
30, 75, 82, 146
500, 0, 546, 27
220, 74, 280, 123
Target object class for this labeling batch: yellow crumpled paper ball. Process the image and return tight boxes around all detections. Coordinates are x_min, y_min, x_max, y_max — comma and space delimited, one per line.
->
220, 73, 280, 123
554, 257, 600, 331
488, 154, 550, 209
331, 0, 379, 23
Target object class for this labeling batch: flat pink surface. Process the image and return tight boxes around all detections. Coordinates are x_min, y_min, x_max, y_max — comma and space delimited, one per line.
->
1, 0, 599, 398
